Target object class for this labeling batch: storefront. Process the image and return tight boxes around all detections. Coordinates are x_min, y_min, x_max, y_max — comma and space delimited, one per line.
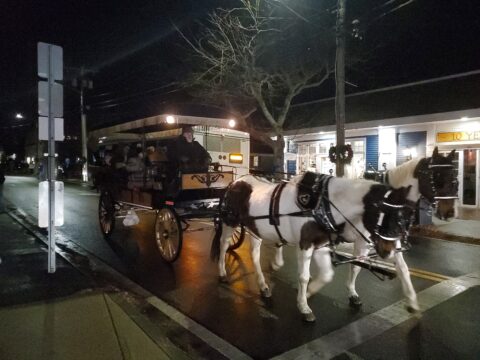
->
282, 70, 480, 207
435, 123, 480, 208
288, 127, 428, 180
296, 137, 366, 178
285, 115, 480, 209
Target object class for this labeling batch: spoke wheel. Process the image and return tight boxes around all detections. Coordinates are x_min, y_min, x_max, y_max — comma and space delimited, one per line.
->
213, 217, 245, 251
99, 190, 116, 238
155, 207, 182, 263
229, 225, 246, 251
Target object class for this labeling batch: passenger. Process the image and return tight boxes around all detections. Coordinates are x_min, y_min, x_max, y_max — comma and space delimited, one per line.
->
169, 126, 211, 173
146, 146, 167, 164
125, 146, 143, 189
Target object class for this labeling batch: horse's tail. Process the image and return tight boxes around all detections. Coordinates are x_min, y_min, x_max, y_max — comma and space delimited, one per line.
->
210, 219, 223, 262
210, 180, 253, 262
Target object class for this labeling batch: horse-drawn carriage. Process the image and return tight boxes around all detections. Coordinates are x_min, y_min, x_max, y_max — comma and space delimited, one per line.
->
89, 114, 249, 262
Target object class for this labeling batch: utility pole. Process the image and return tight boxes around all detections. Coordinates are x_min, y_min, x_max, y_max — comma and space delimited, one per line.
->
73, 67, 93, 182
335, 0, 346, 177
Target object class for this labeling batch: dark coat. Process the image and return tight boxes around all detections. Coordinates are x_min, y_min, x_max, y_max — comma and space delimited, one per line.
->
168, 136, 211, 172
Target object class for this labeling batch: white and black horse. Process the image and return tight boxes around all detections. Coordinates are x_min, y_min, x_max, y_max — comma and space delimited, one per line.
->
211, 174, 411, 322
343, 147, 458, 309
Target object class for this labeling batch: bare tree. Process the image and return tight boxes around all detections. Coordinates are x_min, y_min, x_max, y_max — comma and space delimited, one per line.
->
176, 0, 335, 174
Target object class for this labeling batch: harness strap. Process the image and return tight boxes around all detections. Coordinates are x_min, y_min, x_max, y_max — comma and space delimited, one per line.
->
269, 182, 288, 246
323, 197, 374, 245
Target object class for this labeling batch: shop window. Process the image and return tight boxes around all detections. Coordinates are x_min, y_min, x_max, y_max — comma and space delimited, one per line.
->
319, 143, 328, 154
353, 140, 364, 153
287, 140, 297, 153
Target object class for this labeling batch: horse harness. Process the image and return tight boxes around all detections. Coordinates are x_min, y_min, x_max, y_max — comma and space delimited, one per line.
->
248, 172, 406, 249
266, 173, 340, 247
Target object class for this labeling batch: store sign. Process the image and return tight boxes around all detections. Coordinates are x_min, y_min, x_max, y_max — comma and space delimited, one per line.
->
436, 131, 480, 143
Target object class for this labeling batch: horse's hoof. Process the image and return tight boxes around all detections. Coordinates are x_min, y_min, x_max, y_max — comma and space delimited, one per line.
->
261, 288, 272, 298
302, 312, 316, 323
349, 295, 363, 309
406, 305, 420, 314
218, 275, 228, 283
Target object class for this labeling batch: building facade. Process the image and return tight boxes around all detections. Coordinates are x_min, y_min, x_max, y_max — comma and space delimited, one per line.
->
284, 71, 480, 209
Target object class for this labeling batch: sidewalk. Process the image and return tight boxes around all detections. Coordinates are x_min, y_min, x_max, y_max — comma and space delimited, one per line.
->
0, 211, 226, 360
410, 207, 480, 245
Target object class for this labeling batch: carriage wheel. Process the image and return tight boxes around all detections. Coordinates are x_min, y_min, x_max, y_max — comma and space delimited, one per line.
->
154, 207, 182, 263
229, 225, 246, 250
99, 190, 116, 238
213, 217, 245, 251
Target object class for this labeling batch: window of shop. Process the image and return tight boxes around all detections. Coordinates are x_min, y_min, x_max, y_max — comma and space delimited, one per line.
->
462, 149, 477, 206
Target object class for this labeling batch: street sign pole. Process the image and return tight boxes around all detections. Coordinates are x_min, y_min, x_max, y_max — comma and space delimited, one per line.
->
47, 46, 56, 273
38, 42, 63, 274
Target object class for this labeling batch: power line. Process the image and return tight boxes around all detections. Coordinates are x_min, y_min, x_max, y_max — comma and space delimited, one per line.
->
88, 82, 179, 108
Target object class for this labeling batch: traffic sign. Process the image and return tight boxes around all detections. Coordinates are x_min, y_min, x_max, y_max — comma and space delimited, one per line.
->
38, 42, 63, 80
38, 81, 63, 117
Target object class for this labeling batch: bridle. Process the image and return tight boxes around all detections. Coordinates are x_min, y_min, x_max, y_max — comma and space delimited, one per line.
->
417, 159, 459, 206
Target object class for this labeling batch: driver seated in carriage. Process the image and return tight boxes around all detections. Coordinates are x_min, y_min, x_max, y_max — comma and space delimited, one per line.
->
168, 125, 212, 173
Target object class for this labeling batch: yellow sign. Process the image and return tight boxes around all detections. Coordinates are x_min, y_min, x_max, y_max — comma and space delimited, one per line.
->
436, 131, 480, 143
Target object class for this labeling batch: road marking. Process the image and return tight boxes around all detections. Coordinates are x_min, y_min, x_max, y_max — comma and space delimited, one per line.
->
272, 271, 480, 360
336, 250, 451, 283
408, 268, 451, 282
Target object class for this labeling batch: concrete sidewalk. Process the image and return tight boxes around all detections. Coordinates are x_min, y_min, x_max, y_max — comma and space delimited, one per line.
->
410, 216, 480, 245
0, 211, 227, 360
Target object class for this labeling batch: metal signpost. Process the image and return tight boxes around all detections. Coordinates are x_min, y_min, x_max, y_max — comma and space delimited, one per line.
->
38, 42, 64, 273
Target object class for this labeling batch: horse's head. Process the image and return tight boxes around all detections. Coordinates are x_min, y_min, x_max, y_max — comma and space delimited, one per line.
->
414, 147, 458, 220
363, 184, 412, 259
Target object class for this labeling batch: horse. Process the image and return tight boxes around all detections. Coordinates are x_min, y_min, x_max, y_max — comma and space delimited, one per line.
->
211, 173, 412, 322
342, 146, 458, 309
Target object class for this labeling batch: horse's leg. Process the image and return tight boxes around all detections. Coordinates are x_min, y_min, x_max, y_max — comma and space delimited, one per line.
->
249, 235, 270, 298
346, 238, 370, 308
218, 224, 233, 282
271, 246, 284, 271
297, 246, 316, 322
394, 251, 419, 312
307, 247, 334, 298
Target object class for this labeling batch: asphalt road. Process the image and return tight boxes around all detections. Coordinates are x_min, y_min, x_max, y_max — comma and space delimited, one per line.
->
2, 176, 480, 359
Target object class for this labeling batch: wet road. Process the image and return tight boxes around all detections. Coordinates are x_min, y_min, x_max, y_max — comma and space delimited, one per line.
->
2, 176, 480, 359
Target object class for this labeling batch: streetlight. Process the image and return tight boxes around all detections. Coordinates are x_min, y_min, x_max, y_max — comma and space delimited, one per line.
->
15, 113, 24, 119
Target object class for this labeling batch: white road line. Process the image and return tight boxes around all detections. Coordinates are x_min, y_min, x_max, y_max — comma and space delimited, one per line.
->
271, 271, 480, 360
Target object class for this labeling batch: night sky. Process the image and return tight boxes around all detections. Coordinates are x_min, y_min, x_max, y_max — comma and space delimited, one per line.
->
1, 0, 480, 155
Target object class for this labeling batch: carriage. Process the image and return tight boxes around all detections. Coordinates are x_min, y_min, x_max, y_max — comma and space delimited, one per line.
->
89, 114, 249, 262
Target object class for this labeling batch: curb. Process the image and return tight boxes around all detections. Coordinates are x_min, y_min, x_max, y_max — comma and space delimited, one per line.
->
409, 226, 480, 246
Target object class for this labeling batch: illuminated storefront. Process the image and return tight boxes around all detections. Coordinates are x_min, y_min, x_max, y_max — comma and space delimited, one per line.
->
435, 121, 480, 208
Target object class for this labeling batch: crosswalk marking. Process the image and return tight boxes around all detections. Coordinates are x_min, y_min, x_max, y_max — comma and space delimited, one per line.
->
272, 271, 480, 359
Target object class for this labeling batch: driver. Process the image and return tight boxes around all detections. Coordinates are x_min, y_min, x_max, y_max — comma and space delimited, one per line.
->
169, 126, 211, 172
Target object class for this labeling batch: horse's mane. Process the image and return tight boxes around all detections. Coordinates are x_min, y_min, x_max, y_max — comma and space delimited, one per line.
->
387, 157, 423, 188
